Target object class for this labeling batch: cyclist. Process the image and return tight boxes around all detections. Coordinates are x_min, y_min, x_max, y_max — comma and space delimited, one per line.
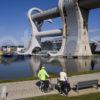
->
57, 71, 71, 95
37, 66, 50, 92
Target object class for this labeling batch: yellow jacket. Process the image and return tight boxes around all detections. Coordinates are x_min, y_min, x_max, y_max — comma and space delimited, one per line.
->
38, 68, 49, 81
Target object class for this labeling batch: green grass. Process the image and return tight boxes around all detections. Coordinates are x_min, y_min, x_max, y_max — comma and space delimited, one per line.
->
0, 71, 100, 83
23, 93, 100, 100
93, 54, 100, 56
67, 70, 100, 77
0, 77, 36, 83
41, 70, 100, 78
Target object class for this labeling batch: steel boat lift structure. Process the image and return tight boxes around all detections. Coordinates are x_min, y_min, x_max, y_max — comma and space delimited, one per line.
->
17, 0, 100, 57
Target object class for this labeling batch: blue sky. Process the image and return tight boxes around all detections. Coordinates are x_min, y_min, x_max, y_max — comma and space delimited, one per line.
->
0, 0, 100, 46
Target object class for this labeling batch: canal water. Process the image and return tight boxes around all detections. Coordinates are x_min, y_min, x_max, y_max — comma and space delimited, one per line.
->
0, 56, 100, 80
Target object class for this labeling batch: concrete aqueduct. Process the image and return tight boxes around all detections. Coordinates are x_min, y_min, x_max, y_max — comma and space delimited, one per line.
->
18, 0, 100, 57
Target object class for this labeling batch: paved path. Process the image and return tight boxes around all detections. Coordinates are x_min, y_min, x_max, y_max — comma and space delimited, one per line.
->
0, 73, 100, 100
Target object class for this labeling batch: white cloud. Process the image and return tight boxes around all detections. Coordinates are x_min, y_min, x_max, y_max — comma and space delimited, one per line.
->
0, 36, 20, 46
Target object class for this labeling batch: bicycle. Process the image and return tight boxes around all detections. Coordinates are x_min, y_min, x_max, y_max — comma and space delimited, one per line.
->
56, 79, 71, 95
39, 80, 50, 92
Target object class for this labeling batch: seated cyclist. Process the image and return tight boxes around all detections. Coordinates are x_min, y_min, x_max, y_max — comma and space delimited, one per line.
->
57, 71, 70, 95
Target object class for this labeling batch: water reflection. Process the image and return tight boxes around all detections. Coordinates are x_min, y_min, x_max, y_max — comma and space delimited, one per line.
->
0, 55, 100, 80
46, 57, 92, 75
29, 56, 100, 76
0, 56, 32, 80
29, 56, 41, 77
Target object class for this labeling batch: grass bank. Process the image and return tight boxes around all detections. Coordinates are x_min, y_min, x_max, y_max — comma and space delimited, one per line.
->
23, 93, 100, 100
0, 71, 100, 83
0, 77, 35, 83
68, 70, 100, 76
93, 54, 100, 56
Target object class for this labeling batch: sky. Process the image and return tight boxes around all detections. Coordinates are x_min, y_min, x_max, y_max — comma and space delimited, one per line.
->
0, 0, 100, 46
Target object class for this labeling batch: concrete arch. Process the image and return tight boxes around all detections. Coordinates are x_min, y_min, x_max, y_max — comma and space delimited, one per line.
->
17, 8, 42, 55
17, 8, 52, 55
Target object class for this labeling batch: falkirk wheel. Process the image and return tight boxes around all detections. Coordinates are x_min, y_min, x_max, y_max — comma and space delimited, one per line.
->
18, 0, 100, 57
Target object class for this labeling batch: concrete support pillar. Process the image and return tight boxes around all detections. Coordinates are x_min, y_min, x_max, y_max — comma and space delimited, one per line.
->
80, 8, 92, 56
49, 0, 92, 57
64, 0, 92, 57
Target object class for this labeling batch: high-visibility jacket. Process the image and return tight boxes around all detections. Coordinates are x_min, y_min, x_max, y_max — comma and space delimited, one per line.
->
38, 69, 49, 81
